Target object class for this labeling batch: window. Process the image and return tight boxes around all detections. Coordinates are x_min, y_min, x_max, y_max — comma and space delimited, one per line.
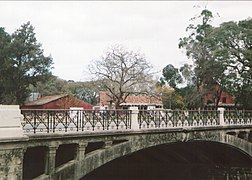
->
222, 97, 227, 103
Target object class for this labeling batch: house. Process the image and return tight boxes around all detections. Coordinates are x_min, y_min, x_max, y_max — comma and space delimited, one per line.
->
98, 91, 163, 110
21, 94, 93, 110
203, 84, 235, 110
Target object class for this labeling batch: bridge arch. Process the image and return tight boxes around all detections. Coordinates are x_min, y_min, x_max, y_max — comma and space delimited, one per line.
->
76, 131, 252, 179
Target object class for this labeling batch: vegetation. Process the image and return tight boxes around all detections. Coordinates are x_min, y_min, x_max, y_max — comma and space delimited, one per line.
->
88, 45, 156, 108
174, 8, 251, 109
161, 64, 182, 89
209, 19, 252, 109
1, 9, 251, 110
155, 85, 184, 109
0, 22, 53, 105
30, 76, 100, 106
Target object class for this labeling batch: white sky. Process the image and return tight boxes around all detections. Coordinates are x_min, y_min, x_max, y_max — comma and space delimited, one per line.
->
0, 1, 251, 81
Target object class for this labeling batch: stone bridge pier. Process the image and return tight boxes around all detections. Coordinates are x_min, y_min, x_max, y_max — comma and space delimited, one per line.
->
0, 105, 27, 180
0, 145, 25, 180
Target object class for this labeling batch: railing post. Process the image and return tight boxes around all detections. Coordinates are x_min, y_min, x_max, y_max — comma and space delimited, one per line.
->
129, 107, 139, 130
0, 105, 24, 138
218, 108, 225, 126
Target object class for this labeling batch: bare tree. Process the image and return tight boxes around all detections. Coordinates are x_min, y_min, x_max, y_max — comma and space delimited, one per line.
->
88, 45, 155, 108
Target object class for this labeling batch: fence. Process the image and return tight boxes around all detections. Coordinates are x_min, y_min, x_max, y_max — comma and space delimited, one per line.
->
21, 109, 131, 134
21, 109, 252, 134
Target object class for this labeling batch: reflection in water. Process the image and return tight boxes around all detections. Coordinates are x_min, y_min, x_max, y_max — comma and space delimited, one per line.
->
209, 166, 252, 179
82, 164, 252, 180
82, 142, 252, 180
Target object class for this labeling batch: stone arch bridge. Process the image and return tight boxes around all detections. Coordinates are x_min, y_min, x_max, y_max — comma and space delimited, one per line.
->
0, 105, 251, 179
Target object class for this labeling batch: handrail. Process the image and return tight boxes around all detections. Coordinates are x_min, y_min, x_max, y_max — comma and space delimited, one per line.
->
20, 109, 252, 134
138, 110, 220, 129
21, 109, 131, 134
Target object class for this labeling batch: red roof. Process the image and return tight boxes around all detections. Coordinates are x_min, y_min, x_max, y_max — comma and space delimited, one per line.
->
22, 95, 93, 109
24, 95, 66, 106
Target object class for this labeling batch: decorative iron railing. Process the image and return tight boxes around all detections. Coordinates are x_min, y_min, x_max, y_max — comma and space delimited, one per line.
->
224, 110, 252, 125
21, 109, 252, 134
21, 109, 131, 134
138, 110, 220, 129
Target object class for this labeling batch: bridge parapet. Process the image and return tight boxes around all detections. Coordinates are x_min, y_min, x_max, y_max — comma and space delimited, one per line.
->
20, 108, 252, 134
138, 109, 220, 129
0, 105, 24, 139
224, 110, 252, 125
21, 109, 131, 134
139, 109, 252, 128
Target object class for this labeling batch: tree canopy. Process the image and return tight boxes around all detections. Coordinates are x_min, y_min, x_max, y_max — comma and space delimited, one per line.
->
0, 22, 53, 105
178, 8, 252, 109
88, 45, 155, 108
162, 64, 183, 89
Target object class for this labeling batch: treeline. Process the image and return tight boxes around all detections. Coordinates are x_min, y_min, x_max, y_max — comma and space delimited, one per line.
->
0, 22, 53, 104
1, 9, 251, 109
174, 9, 252, 109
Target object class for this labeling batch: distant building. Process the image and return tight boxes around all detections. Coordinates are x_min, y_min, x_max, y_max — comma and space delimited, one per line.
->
203, 84, 236, 110
21, 94, 93, 109
27, 92, 41, 102
98, 91, 163, 110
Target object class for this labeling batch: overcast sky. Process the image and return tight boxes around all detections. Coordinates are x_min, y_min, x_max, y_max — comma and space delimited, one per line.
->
1, 1, 251, 81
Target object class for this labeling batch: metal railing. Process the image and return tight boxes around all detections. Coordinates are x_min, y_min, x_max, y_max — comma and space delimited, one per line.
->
138, 110, 220, 129
224, 110, 252, 125
21, 109, 131, 134
21, 109, 252, 134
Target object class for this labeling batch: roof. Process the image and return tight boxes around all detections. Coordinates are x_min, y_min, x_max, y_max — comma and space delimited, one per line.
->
99, 91, 162, 106
24, 95, 66, 106
206, 103, 238, 107
124, 95, 162, 104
